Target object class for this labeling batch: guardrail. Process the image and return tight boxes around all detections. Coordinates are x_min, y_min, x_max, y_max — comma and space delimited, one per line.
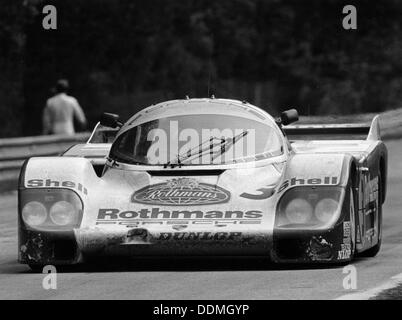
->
0, 133, 90, 192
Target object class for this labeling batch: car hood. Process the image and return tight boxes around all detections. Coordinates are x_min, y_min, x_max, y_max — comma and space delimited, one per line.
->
80, 164, 284, 234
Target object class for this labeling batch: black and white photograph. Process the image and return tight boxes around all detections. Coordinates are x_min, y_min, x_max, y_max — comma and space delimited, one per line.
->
0, 0, 402, 306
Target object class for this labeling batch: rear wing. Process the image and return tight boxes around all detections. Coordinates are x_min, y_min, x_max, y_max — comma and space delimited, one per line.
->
283, 115, 381, 141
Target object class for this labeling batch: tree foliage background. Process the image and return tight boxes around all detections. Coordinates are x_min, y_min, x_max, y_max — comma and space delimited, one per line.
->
0, 0, 402, 137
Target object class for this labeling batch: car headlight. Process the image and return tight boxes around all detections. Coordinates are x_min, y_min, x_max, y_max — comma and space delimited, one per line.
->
49, 201, 79, 226
22, 201, 47, 226
314, 198, 339, 223
19, 189, 83, 230
285, 198, 313, 224
276, 187, 343, 229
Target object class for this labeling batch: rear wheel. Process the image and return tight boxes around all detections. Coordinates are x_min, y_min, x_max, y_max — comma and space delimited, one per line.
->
359, 172, 382, 257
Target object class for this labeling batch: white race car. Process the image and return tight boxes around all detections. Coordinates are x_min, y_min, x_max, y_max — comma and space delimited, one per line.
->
18, 98, 387, 269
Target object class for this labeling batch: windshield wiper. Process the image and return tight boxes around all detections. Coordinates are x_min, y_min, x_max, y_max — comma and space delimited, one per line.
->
163, 130, 249, 168
163, 136, 223, 168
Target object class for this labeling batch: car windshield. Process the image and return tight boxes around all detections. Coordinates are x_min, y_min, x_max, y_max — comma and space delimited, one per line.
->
110, 114, 283, 166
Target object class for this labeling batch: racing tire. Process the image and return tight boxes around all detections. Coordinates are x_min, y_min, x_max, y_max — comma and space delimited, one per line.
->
359, 171, 383, 257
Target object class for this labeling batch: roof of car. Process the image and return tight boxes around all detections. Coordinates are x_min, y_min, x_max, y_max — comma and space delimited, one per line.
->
120, 98, 275, 135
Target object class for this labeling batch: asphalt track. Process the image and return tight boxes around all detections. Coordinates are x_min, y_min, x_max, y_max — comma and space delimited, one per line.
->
1, 138, 402, 300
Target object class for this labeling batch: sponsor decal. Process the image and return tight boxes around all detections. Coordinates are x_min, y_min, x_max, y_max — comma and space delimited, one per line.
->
343, 221, 351, 239
240, 186, 275, 200
340, 243, 351, 251
364, 176, 379, 207
339, 222, 352, 260
157, 232, 242, 241
97, 208, 262, 220
337, 246, 351, 259
96, 208, 263, 228
172, 225, 188, 231
132, 178, 230, 206
278, 176, 338, 193
26, 179, 88, 195
96, 219, 262, 228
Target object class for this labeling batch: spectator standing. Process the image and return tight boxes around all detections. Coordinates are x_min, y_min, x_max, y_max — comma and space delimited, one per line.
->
42, 79, 87, 135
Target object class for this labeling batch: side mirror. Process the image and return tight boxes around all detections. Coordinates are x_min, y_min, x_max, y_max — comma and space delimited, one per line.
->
99, 112, 122, 128
279, 109, 299, 126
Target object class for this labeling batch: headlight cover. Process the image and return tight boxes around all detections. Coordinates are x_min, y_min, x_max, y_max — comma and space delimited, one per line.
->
22, 201, 47, 226
20, 188, 83, 231
49, 201, 79, 226
276, 186, 344, 229
314, 198, 339, 224
285, 198, 313, 224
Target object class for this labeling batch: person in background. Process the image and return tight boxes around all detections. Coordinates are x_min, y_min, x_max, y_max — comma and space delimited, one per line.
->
42, 79, 87, 135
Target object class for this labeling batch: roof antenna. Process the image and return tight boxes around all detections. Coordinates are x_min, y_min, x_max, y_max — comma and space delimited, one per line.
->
207, 58, 212, 98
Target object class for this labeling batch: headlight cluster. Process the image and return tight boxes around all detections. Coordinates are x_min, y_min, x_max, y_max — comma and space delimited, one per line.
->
276, 187, 343, 229
20, 189, 83, 230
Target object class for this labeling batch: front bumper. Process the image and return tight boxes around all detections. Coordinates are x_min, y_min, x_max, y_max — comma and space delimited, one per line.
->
273, 221, 352, 263
19, 221, 352, 265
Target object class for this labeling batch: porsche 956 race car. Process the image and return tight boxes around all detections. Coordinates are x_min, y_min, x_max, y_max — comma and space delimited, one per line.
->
18, 98, 387, 269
